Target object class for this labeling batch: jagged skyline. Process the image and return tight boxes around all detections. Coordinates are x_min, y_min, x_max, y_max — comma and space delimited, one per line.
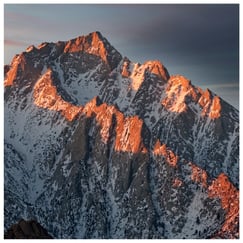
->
4, 4, 239, 108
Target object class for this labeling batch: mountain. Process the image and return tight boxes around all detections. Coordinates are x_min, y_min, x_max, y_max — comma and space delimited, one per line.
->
4, 31, 239, 239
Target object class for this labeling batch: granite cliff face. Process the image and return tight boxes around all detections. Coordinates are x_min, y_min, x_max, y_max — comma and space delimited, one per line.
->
4, 31, 239, 239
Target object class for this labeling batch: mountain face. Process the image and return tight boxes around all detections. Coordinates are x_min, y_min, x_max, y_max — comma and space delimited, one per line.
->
4, 31, 239, 239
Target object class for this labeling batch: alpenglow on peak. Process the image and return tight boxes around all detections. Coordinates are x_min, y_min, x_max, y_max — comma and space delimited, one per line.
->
4, 31, 239, 239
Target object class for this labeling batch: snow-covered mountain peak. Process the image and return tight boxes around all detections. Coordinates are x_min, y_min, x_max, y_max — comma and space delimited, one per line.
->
162, 75, 198, 113
118, 59, 170, 94
161, 75, 223, 119
4, 32, 239, 239
63, 31, 122, 70
143, 60, 170, 80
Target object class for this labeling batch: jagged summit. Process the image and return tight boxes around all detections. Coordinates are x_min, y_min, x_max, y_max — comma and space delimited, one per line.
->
4, 31, 122, 87
24, 31, 122, 71
63, 31, 122, 70
4, 32, 239, 239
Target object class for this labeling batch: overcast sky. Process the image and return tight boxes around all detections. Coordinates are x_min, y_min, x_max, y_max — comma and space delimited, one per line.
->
4, 4, 239, 109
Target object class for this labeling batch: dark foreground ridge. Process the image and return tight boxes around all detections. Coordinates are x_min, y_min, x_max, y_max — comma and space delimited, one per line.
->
4, 219, 53, 239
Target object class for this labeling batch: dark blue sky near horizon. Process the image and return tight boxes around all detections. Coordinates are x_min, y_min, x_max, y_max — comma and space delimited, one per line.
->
4, 4, 239, 109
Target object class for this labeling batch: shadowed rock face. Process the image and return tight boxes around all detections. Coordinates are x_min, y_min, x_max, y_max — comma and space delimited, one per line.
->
4, 32, 239, 239
4, 219, 53, 239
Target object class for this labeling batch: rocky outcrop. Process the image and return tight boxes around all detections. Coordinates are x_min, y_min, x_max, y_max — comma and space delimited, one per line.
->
4, 219, 53, 239
63, 31, 122, 71
33, 69, 83, 121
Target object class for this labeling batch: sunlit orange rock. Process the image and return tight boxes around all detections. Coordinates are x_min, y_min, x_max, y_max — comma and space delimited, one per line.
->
161, 76, 222, 120
209, 96, 221, 119
33, 69, 82, 121
91, 31, 108, 63
208, 173, 239, 238
161, 75, 198, 113
115, 115, 148, 153
198, 88, 211, 107
143, 60, 170, 80
198, 89, 211, 117
130, 63, 145, 91
153, 140, 178, 167
83, 97, 148, 153
121, 60, 131, 78
4, 54, 26, 87
129, 60, 169, 91
63, 32, 109, 66
189, 162, 207, 188
83, 97, 115, 143
198, 89, 221, 119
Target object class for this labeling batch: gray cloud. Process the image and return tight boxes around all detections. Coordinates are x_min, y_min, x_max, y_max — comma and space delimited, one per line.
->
5, 39, 27, 47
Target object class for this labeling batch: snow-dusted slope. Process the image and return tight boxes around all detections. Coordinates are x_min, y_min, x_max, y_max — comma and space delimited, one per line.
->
4, 31, 239, 239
